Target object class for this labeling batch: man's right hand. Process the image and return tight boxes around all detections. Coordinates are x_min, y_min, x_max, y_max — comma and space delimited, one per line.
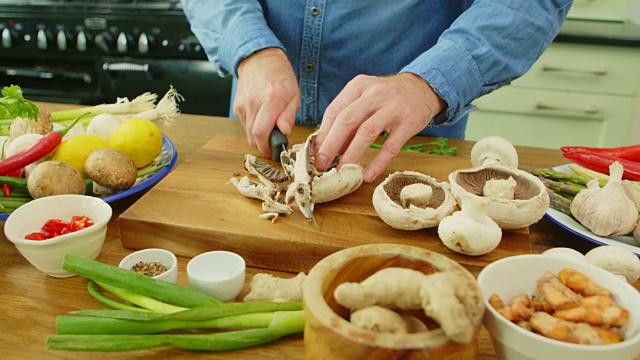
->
235, 47, 300, 157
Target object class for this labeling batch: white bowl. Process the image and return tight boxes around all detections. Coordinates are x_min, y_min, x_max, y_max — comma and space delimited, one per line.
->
478, 254, 640, 360
4, 194, 112, 278
187, 251, 246, 302
119, 248, 178, 283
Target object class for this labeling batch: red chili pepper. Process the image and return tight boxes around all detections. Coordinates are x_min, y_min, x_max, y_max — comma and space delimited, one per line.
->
25, 232, 48, 240
0, 113, 86, 176
3, 168, 23, 197
69, 215, 94, 231
563, 150, 640, 181
561, 145, 640, 162
25, 215, 95, 240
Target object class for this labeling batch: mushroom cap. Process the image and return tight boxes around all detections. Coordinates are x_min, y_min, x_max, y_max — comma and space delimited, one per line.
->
584, 246, 640, 284
542, 247, 585, 262
312, 163, 364, 203
27, 161, 86, 199
470, 136, 519, 168
85, 148, 138, 191
373, 171, 457, 230
448, 165, 549, 229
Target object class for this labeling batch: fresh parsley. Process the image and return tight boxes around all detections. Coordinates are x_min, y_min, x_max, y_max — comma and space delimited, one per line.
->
0, 85, 39, 120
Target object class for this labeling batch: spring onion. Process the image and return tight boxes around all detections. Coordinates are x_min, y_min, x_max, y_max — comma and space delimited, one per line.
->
63, 255, 220, 308
56, 312, 279, 335
125, 86, 184, 126
87, 282, 150, 313
72, 301, 303, 321
47, 310, 305, 352
50, 92, 158, 123
96, 282, 186, 314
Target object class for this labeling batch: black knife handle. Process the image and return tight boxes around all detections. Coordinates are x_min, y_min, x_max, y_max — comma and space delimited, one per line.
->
269, 127, 288, 162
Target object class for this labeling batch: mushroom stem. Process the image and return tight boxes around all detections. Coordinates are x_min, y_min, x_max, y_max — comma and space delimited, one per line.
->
400, 183, 433, 208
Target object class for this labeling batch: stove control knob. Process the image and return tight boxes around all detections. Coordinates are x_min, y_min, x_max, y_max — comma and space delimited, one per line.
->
1, 28, 16, 48
76, 30, 88, 52
137, 32, 155, 54
36, 29, 50, 50
116, 32, 128, 53
56, 30, 69, 51
94, 31, 114, 52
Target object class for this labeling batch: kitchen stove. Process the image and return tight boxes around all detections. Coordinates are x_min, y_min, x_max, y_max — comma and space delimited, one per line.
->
0, 0, 232, 116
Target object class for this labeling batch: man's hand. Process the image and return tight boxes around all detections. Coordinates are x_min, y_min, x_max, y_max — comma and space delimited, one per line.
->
314, 73, 446, 183
235, 47, 301, 157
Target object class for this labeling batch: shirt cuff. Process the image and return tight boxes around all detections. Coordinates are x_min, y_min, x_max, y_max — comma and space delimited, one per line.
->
401, 38, 482, 125
220, 25, 286, 78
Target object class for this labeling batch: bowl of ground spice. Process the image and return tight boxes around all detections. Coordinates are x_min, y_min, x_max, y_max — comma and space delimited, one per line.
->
118, 248, 178, 283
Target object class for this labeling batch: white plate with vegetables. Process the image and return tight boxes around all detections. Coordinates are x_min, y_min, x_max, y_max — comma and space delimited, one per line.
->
544, 163, 639, 256
0, 135, 177, 221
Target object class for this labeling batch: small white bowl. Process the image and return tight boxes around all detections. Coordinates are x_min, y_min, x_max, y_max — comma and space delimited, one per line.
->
118, 248, 178, 283
478, 254, 640, 360
187, 251, 246, 302
4, 194, 112, 278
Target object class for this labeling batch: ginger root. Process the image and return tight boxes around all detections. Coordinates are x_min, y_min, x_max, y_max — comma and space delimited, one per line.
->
350, 306, 410, 334
334, 267, 483, 344
243, 272, 306, 302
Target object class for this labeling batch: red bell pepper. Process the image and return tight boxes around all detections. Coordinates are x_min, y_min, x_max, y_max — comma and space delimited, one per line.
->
562, 150, 640, 181
0, 113, 86, 176
561, 144, 640, 162
25, 232, 48, 240
24, 215, 95, 240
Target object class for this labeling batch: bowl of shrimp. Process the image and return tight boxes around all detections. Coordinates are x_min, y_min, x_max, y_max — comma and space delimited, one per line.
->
477, 254, 640, 360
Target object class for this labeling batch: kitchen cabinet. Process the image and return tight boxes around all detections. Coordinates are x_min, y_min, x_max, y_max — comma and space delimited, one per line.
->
466, 42, 640, 149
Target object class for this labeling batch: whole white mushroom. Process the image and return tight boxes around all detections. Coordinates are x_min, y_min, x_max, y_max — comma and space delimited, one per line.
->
584, 246, 640, 284
541, 247, 585, 262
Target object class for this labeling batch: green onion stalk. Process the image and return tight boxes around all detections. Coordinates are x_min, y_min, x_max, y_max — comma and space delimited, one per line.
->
50, 93, 158, 123
47, 311, 306, 352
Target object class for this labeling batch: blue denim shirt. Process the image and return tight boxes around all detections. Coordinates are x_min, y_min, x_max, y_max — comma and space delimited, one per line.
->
182, 0, 572, 139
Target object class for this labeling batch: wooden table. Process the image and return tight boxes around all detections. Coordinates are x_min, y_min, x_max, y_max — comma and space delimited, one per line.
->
0, 102, 634, 359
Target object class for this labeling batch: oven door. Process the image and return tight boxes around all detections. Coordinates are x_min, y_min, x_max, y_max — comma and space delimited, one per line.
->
101, 57, 232, 117
0, 57, 108, 104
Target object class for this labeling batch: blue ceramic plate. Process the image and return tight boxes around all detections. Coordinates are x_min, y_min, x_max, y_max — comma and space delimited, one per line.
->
0, 134, 178, 221
544, 163, 639, 256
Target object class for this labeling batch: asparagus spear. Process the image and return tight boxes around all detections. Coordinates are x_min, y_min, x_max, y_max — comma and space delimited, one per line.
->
536, 176, 586, 197
544, 188, 573, 216
531, 168, 606, 187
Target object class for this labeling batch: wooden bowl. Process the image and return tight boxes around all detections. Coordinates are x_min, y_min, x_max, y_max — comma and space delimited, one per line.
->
302, 244, 483, 360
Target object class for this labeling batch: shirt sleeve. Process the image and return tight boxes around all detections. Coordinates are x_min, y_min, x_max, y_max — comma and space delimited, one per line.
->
181, 0, 285, 77
401, 0, 573, 125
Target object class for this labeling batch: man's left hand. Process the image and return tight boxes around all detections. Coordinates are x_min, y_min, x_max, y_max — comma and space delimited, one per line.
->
314, 72, 446, 183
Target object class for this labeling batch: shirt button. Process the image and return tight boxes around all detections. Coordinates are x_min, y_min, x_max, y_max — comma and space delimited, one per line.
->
304, 115, 313, 123
305, 63, 315, 73
310, 6, 320, 16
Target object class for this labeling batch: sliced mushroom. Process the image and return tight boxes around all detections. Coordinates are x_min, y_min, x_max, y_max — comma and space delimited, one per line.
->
448, 165, 549, 229
244, 154, 291, 191
373, 171, 457, 230
229, 176, 277, 201
312, 163, 364, 203
262, 196, 293, 215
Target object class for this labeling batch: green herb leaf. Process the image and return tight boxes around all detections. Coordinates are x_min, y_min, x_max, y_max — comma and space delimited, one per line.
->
0, 85, 39, 120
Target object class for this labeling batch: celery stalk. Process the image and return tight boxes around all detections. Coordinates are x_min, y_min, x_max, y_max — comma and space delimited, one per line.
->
56, 312, 277, 335
47, 311, 305, 352
63, 255, 219, 308
96, 282, 187, 314
72, 301, 303, 321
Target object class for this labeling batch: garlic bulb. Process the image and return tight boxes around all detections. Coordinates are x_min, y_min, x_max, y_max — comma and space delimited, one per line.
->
438, 196, 502, 256
570, 161, 639, 237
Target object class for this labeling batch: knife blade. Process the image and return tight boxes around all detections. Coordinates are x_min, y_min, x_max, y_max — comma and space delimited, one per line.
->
269, 127, 288, 162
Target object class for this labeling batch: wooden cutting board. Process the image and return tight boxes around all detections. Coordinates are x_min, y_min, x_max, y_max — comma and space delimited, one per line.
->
119, 119, 531, 273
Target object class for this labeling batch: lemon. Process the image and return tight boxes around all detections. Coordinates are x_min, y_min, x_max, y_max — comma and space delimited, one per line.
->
52, 135, 110, 177
108, 119, 163, 168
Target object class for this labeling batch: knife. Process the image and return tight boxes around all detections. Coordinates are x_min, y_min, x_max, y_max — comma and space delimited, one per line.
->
269, 126, 288, 162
